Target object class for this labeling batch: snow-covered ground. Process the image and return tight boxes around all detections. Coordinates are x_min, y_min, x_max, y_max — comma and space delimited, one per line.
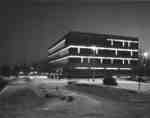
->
1, 79, 150, 118
77, 78, 150, 93
5, 76, 150, 94
27, 78, 150, 93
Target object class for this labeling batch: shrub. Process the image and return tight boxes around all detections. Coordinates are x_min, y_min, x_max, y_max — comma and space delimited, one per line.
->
0, 77, 8, 91
44, 93, 58, 98
67, 81, 77, 85
66, 96, 74, 102
0, 65, 11, 77
103, 75, 118, 86
137, 77, 145, 82
60, 96, 66, 100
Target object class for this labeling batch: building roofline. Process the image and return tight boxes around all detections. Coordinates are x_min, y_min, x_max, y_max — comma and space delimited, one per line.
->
66, 31, 139, 41
48, 31, 139, 50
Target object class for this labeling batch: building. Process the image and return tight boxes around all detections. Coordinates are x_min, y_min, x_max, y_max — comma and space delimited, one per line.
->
48, 31, 139, 79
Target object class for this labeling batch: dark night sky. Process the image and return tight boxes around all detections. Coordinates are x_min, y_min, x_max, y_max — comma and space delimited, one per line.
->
0, 0, 150, 66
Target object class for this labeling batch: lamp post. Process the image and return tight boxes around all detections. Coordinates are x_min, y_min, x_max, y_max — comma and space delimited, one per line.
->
143, 52, 148, 77
143, 52, 148, 66
91, 46, 97, 80
138, 51, 148, 91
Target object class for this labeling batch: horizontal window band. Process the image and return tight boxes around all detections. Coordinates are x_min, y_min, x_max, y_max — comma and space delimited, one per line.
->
107, 39, 138, 43
49, 55, 138, 63
69, 45, 138, 52
48, 45, 138, 58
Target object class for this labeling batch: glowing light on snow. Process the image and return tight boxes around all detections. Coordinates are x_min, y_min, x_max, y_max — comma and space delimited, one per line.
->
75, 66, 132, 70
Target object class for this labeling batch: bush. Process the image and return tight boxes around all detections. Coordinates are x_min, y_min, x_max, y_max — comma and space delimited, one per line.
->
0, 65, 11, 77
60, 96, 66, 100
137, 77, 145, 82
67, 81, 77, 85
45, 93, 57, 98
103, 76, 118, 86
0, 77, 8, 91
66, 96, 74, 102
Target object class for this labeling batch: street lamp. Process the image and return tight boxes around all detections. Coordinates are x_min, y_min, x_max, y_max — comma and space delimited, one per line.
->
143, 52, 148, 67
143, 52, 148, 59
138, 51, 148, 91
143, 51, 149, 74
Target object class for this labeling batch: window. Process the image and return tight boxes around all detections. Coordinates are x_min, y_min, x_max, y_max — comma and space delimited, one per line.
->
90, 59, 99, 65
105, 40, 112, 47
113, 41, 122, 48
131, 60, 138, 65
69, 48, 78, 55
103, 59, 111, 64
124, 42, 129, 48
130, 43, 138, 49
83, 58, 88, 63
118, 51, 130, 57
98, 50, 115, 56
124, 60, 129, 65
114, 59, 122, 65
132, 52, 138, 57
80, 48, 92, 55
69, 58, 81, 63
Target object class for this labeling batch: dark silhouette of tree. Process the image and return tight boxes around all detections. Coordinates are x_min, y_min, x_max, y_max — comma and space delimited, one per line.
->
0, 76, 8, 91
12, 65, 20, 76
132, 64, 144, 77
21, 64, 30, 75
0, 65, 11, 77
103, 71, 118, 86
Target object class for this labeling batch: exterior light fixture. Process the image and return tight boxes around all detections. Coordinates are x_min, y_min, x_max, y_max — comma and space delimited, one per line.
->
91, 46, 97, 51
143, 52, 148, 58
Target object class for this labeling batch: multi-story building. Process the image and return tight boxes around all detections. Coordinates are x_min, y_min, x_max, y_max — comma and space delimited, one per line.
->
48, 31, 139, 78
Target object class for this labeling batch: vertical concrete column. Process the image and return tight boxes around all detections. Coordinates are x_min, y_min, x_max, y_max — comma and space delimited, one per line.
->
122, 41, 125, 47
130, 51, 133, 56
111, 40, 114, 46
88, 58, 90, 63
111, 58, 114, 64
77, 48, 80, 54
95, 49, 98, 55
115, 49, 118, 56
100, 58, 103, 64
122, 59, 125, 64
81, 57, 84, 63
128, 59, 130, 64
127, 41, 131, 47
